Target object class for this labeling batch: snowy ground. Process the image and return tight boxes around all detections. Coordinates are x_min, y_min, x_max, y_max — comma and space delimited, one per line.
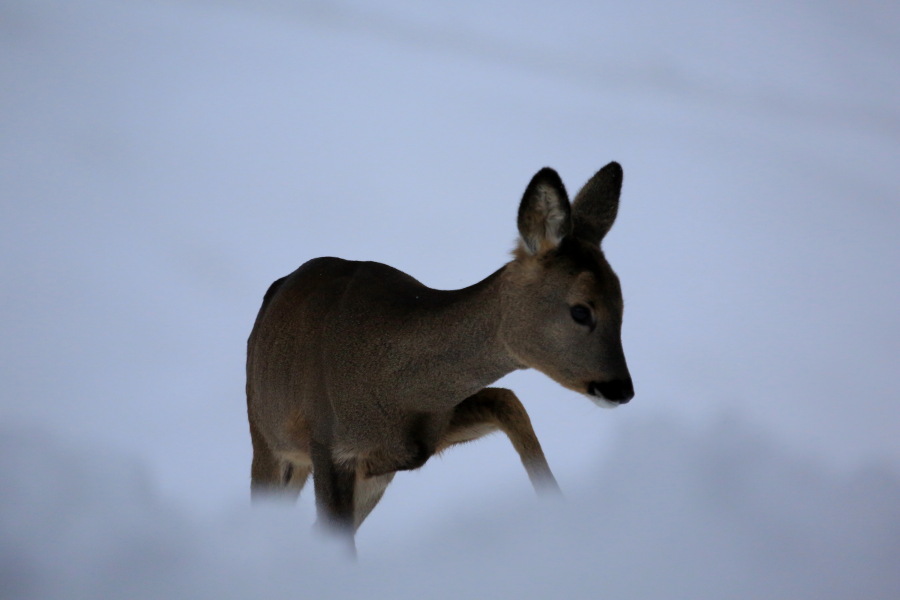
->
2, 1, 899, 597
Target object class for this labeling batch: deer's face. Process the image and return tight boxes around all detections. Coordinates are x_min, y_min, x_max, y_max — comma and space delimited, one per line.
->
502, 163, 634, 407
502, 238, 633, 407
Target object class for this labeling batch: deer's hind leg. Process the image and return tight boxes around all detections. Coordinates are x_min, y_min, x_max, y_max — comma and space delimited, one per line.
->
250, 420, 311, 501
250, 420, 281, 499
438, 387, 561, 494
276, 453, 312, 499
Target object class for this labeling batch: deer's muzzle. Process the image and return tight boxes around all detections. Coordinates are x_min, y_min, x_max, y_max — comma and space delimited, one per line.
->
588, 378, 634, 404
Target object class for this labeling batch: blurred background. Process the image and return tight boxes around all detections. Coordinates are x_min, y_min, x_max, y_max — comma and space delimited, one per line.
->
2, 1, 898, 597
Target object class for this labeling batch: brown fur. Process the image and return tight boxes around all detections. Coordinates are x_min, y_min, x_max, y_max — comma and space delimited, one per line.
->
246, 162, 633, 550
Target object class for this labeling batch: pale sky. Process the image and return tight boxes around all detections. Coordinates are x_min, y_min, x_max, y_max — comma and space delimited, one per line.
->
1, 1, 898, 597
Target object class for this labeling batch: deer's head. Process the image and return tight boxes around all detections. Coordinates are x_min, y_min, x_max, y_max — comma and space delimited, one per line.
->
500, 162, 633, 407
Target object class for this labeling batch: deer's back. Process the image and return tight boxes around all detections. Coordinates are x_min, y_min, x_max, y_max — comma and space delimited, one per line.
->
246, 257, 441, 449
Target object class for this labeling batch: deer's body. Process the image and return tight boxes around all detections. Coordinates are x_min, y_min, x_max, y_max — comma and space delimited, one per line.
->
247, 163, 633, 549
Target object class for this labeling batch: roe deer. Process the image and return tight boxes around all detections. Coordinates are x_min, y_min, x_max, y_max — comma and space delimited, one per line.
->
246, 162, 633, 550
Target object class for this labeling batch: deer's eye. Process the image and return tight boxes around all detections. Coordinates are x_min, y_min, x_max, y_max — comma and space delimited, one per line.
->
570, 304, 594, 328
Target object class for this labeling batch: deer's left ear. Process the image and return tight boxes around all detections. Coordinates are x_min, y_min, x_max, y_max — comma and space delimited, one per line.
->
572, 161, 623, 245
517, 167, 572, 255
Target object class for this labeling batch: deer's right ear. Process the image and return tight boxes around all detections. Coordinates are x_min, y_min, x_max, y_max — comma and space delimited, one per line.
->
517, 168, 572, 255
571, 161, 623, 246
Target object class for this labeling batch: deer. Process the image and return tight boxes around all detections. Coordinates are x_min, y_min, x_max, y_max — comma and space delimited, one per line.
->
246, 162, 633, 553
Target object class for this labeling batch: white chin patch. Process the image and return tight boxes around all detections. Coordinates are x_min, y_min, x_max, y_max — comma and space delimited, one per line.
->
585, 393, 619, 409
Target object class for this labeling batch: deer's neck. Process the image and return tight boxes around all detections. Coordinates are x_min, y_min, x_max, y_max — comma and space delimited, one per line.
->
398, 265, 521, 408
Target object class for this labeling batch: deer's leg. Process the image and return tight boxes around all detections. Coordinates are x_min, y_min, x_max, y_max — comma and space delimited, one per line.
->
437, 387, 561, 494
250, 421, 311, 501
250, 420, 281, 500
310, 439, 357, 548
279, 455, 312, 500
360, 412, 439, 477
353, 470, 395, 530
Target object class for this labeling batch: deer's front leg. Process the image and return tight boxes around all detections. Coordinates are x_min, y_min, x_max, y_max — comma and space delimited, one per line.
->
310, 439, 357, 551
360, 412, 439, 477
438, 387, 561, 495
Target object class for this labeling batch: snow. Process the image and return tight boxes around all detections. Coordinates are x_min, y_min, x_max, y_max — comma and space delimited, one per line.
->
1, 0, 899, 597
4, 418, 900, 599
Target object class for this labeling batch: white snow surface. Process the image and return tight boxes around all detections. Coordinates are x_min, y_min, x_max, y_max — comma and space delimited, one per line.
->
2, 0, 899, 597
3, 418, 900, 599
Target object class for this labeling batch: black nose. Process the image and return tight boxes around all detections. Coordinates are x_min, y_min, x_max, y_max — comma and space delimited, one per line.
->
589, 378, 634, 404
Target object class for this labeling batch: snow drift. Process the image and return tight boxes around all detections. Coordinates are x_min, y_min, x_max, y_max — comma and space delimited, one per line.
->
3, 418, 898, 599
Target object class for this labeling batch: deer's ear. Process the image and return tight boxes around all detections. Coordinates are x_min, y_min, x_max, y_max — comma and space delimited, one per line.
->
517, 168, 572, 255
571, 161, 623, 245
